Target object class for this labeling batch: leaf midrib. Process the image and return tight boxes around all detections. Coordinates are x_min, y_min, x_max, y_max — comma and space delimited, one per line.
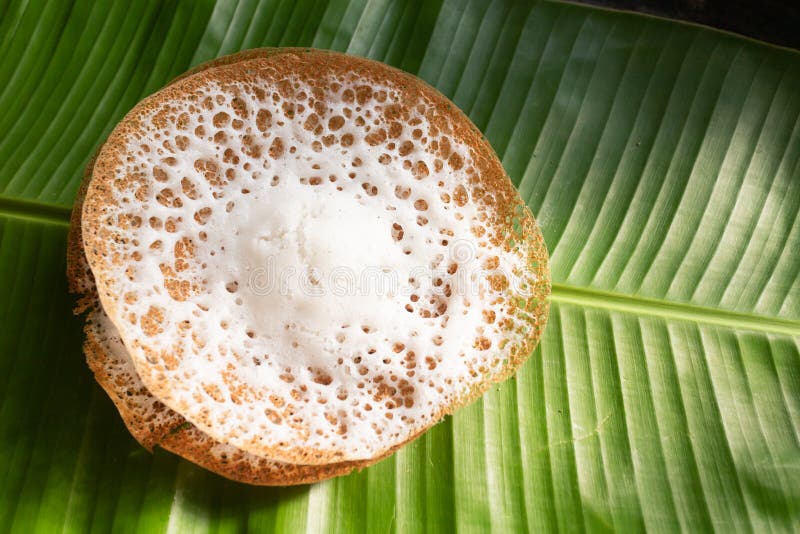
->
551, 284, 799, 336
2, 195, 797, 336
0, 195, 72, 226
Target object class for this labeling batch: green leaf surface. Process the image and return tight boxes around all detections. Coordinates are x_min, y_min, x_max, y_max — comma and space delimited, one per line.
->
1, 0, 798, 532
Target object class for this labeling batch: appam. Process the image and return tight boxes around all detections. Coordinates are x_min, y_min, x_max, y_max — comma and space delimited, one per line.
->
80, 49, 550, 465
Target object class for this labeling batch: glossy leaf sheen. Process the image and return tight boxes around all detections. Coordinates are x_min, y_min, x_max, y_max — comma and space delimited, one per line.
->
1, 0, 799, 532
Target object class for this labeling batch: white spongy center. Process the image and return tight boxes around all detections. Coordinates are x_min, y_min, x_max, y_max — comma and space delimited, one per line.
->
233, 184, 415, 339
94, 68, 533, 462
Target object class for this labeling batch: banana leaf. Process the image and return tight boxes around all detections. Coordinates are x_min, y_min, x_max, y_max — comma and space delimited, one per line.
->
0, 0, 798, 532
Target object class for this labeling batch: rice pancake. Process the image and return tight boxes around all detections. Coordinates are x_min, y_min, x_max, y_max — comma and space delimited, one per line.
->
81, 49, 550, 465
